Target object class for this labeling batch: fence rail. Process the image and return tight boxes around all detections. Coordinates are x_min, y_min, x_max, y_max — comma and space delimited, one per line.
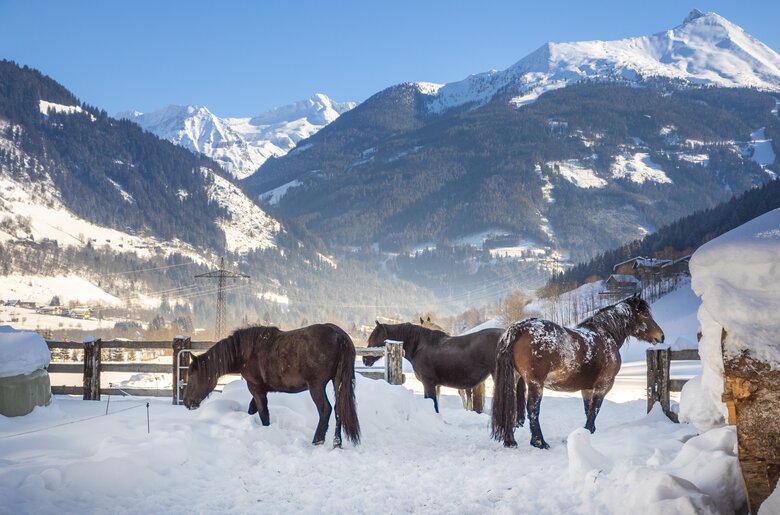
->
646, 346, 700, 422
46, 337, 405, 403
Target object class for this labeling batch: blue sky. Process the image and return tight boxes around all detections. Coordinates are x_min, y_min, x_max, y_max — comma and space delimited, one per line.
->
1, 1, 779, 117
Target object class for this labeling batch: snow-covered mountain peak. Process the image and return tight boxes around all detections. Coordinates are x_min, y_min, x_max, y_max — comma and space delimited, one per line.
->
427, 11, 780, 113
683, 8, 706, 24
120, 94, 356, 179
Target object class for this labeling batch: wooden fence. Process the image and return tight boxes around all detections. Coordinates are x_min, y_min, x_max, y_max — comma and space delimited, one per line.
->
46, 337, 405, 404
646, 346, 700, 422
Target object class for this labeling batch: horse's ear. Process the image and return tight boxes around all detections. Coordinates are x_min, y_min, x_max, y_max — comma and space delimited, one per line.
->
375, 320, 380, 326
420, 317, 425, 324
426, 316, 431, 322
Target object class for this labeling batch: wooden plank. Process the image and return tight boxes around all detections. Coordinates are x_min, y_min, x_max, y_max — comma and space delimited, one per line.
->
52, 385, 172, 397
83, 338, 101, 400
46, 340, 83, 350
101, 340, 171, 350
384, 341, 405, 385
48, 340, 212, 350
356, 371, 386, 380
669, 378, 689, 392
47, 363, 84, 374
101, 363, 170, 373
354, 347, 385, 357
670, 349, 700, 361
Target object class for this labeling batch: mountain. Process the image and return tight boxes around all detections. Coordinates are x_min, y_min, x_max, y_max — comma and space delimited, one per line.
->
0, 60, 437, 329
119, 94, 356, 179
427, 9, 780, 113
244, 10, 780, 275
0, 60, 279, 256
547, 170, 780, 290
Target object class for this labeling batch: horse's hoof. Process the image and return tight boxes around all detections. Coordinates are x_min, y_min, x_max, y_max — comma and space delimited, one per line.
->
312, 439, 325, 446
333, 438, 342, 449
503, 440, 518, 449
531, 439, 550, 450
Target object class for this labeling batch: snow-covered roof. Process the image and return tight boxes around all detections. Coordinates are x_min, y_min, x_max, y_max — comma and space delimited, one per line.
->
691, 207, 780, 369
607, 274, 640, 284
0, 326, 51, 377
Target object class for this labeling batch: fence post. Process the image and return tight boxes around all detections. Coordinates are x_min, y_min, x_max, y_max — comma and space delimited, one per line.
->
384, 340, 404, 385
82, 337, 102, 400
646, 346, 675, 421
172, 336, 192, 405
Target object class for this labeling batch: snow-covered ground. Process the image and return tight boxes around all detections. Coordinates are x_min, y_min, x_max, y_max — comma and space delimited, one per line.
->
0, 276, 740, 514
0, 375, 740, 514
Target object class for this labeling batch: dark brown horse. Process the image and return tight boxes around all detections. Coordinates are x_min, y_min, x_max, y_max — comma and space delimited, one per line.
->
183, 323, 360, 447
364, 321, 524, 415
491, 295, 664, 449
418, 317, 486, 412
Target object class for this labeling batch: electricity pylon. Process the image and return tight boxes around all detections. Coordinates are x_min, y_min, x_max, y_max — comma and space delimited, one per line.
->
195, 257, 249, 340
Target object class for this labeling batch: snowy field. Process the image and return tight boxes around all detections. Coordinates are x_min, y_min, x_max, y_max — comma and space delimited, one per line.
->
0, 281, 741, 514
0, 375, 740, 514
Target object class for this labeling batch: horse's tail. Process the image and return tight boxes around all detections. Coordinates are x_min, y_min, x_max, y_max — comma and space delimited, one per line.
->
335, 331, 361, 445
491, 323, 523, 445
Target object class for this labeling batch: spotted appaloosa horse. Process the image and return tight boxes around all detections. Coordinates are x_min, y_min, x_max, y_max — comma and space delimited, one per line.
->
491, 295, 664, 449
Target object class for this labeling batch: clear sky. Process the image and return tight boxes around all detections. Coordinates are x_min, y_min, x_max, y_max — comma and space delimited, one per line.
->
1, 0, 779, 117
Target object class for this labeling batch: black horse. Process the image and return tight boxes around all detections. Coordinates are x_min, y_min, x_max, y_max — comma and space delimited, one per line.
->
364, 321, 524, 415
183, 323, 361, 447
491, 295, 664, 449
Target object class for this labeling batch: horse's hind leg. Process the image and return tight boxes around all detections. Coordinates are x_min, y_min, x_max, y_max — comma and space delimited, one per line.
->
333, 409, 342, 448
309, 383, 332, 445
424, 380, 439, 413
515, 376, 526, 427
527, 381, 549, 449
472, 383, 485, 414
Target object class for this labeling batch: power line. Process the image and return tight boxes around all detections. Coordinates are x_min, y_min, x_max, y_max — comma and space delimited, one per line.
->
195, 257, 249, 340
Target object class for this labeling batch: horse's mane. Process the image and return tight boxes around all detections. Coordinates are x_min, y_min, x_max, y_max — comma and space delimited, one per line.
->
384, 323, 448, 344
197, 325, 280, 380
577, 299, 636, 343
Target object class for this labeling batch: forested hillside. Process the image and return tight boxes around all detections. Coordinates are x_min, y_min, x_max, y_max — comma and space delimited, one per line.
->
248, 82, 778, 261
0, 60, 229, 249
546, 176, 780, 290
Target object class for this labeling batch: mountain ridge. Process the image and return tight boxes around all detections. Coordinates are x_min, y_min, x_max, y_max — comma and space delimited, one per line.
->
119, 94, 356, 179
423, 10, 780, 113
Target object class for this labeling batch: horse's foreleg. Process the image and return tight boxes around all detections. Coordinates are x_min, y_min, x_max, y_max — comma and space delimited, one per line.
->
527, 381, 549, 449
309, 383, 332, 445
424, 381, 439, 413
585, 394, 605, 434
247, 382, 270, 426
515, 376, 526, 428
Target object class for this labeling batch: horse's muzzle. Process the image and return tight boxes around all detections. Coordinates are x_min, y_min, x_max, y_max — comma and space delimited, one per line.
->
655, 333, 665, 344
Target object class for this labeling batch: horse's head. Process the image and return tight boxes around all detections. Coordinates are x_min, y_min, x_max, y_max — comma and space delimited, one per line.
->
363, 320, 388, 367
182, 355, 217, 410
626, 295, 665, 344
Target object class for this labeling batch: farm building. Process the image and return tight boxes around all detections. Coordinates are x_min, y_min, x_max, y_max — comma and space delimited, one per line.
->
601, 274, 641, 298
